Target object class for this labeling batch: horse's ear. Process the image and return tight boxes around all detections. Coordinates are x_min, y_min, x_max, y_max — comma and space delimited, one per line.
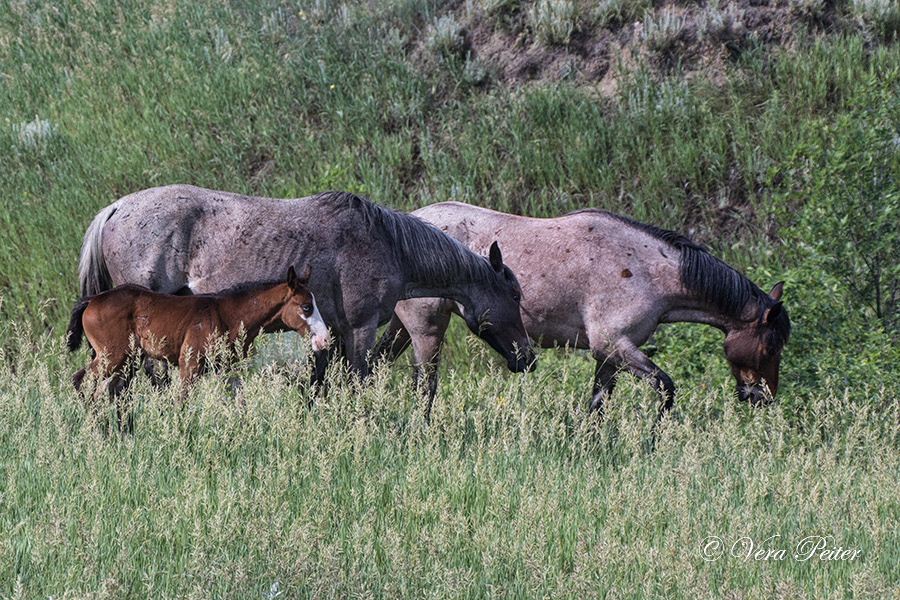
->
765, 301, 783, 325
287, 265, 298, 288
769, 281, 784, 302
489, 241, 503, 272
299, 264, 311, 285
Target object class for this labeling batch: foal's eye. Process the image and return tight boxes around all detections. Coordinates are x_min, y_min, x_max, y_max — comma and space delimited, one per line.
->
302, 304, 312, 314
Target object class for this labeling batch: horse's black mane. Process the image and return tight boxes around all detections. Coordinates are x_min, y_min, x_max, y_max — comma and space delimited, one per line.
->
569, 209, 790, 346
316, 190, 496, 286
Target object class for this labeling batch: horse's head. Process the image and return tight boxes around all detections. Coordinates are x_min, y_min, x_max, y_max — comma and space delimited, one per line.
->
462, 242, 536, 373
281, 266, 330, 352
722, 282, 790, 405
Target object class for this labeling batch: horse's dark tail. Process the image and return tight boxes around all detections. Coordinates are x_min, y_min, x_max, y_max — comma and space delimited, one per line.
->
66, 296, 91, 353
78, 201, 119, 296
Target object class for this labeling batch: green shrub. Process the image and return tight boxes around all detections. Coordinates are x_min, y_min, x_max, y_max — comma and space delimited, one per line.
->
639, 7, 689, 57
780, 74, 900, 333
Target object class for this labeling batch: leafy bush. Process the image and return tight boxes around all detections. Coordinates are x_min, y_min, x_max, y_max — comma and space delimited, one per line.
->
782, 75, 900, 331
591, 0, 652, 29
774, 72, 900, 392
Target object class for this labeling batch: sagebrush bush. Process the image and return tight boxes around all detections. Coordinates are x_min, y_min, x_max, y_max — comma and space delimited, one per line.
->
592, 0, 652, 29
850, 0, 900, 41
528, 0, 576, 45
426, 14, 466, 60
639, 7, 689, 56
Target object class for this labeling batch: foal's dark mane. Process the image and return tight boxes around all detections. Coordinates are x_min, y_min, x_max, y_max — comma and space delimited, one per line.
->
316, 191, 496, 286
569, 209, 791, 346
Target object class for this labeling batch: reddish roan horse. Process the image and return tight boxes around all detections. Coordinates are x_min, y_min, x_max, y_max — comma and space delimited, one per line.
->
66, 266, 329, 397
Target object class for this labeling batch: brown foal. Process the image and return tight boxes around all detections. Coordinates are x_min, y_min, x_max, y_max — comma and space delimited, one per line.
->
67, 266, 329, 398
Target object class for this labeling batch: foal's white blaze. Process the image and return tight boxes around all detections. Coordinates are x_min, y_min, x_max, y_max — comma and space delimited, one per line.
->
303, 296, 330, 352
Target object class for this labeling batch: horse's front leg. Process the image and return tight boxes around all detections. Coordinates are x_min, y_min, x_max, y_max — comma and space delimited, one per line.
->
343, 320, 379, 380
393, 298, 454, 420
372, 313, 411, 364
177, 346, 205, 403
616, 342, 675, 419
590, 361, 619, 418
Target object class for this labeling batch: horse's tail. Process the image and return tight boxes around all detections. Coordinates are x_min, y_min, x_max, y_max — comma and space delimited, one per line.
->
66, 296, 91, 353
78, 201, 119, 297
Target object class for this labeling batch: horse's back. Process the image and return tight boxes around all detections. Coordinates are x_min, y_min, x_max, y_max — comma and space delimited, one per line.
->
409, 202, 678, 348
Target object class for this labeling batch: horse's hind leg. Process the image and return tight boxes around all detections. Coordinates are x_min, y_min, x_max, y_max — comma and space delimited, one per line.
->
373, 313, 411, 364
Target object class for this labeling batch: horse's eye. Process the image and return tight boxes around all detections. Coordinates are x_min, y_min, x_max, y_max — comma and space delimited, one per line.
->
302, 304, 312, 314
513, 294, 521, 303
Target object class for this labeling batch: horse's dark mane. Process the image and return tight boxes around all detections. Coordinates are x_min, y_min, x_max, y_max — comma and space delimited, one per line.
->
569, 209, 791, 346
316, 191, 495, 286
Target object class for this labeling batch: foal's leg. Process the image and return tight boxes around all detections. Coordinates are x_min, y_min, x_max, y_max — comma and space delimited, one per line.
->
311, 337, 344, 394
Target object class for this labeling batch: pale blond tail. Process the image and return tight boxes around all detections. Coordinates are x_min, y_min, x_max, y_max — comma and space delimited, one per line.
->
78, 201, 119, 297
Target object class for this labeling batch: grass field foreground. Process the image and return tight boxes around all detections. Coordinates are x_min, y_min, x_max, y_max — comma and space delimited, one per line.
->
0, 333, 899, 598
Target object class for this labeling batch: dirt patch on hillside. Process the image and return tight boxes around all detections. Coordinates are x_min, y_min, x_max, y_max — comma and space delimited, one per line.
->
412, 0, 846, 94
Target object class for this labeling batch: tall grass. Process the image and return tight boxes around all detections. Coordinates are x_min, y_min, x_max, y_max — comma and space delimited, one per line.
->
1, 333, 898, 598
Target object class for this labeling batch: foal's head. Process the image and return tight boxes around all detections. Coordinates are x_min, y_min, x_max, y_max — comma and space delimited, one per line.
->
722, 282, 790, 405
278, 266, 330, 352
463, 242, 536, 373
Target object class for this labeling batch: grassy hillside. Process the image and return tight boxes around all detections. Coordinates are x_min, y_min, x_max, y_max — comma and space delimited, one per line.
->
1, 0, 899, 596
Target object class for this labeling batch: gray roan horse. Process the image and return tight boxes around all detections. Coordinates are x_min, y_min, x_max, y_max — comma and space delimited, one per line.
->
78, 185, 535, 381
379, 202, 790, 416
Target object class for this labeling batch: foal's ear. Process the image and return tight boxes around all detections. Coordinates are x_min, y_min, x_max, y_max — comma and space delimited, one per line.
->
769, 281, 784, 302
287, 265, 312, 289
765, 301, 783, 325
489, 241, 503, 272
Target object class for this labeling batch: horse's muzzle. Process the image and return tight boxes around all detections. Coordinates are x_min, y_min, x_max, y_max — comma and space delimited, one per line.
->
736, 384, 774, 407
508, 347, 537, 373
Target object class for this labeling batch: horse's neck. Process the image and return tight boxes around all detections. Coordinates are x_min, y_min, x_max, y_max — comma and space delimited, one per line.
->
401, 279, 470, 304
661, 297, 753, 333
219, 285, 287, 336
399, 250, 485, 305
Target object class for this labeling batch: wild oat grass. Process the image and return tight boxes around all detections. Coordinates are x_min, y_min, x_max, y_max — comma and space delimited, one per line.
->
0, 330, 898, 598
